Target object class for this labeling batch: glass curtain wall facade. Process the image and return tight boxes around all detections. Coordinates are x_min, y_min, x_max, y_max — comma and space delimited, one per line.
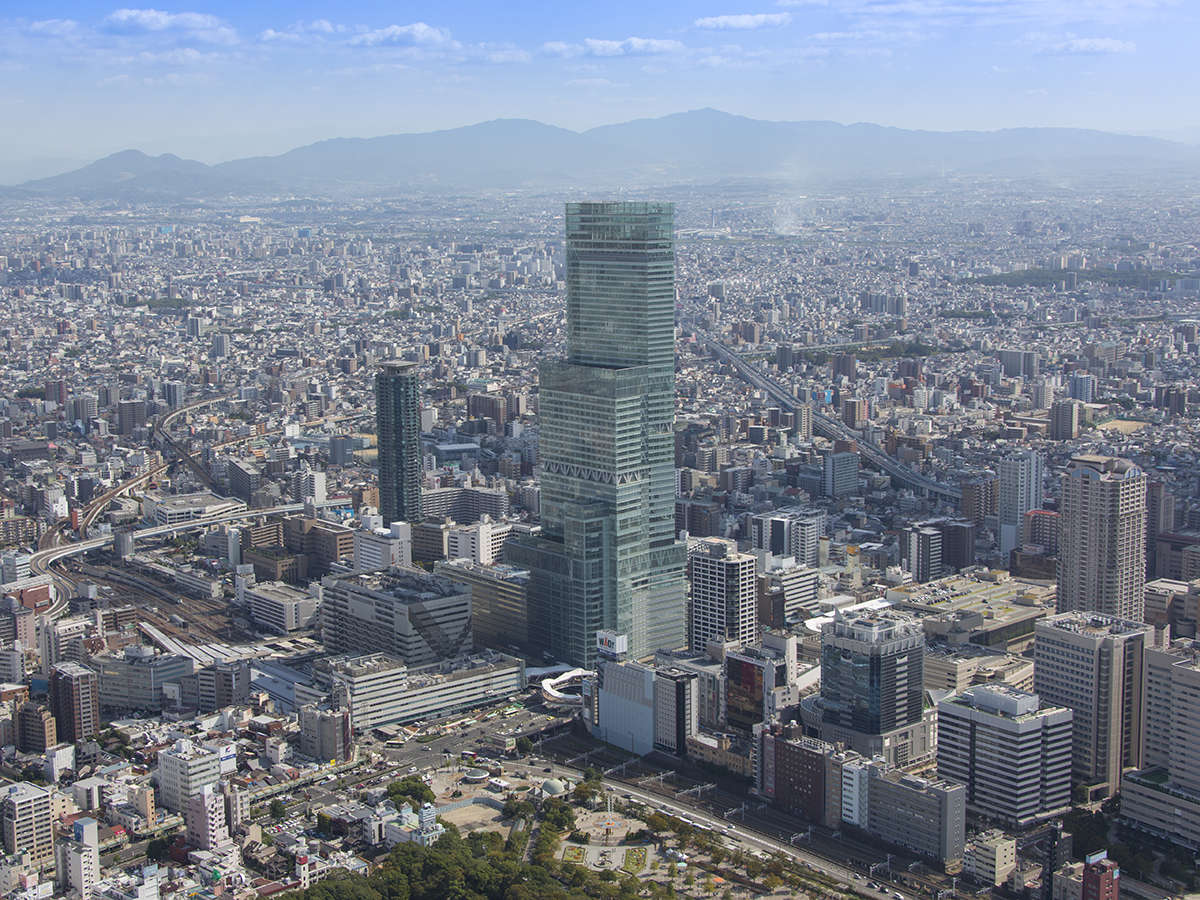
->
376, 361, 422, 526
509, 202, 686, 667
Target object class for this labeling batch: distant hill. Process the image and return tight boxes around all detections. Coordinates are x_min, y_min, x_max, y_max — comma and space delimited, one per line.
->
11, 109, 1197, 199
20, 149, 224, 198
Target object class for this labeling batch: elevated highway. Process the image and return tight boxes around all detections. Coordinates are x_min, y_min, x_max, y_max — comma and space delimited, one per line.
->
32, 399, 370, 611
700, 334, 961, 503
29, 499, 343, 620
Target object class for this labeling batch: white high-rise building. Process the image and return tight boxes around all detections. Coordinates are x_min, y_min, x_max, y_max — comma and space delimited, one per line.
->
936, 685, 1073, 827
353, 522, 413, 571
687, 537, 757, 651
185, 783, 231, 852
904, 525, 943, 583
823, 451, 859, 498
55, 817, 100, 900
1056, 455, 1146, 621
998, 451, 1043, 556
1122, 640, 1200, 850
157, 738, 222, 812
1, 782, 54, 867
292, 469, 327, 504
653, 668, 698, 755
1033, 612, 1153, 799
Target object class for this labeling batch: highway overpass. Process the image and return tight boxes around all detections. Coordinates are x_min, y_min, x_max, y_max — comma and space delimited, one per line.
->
700, 334, 961, 503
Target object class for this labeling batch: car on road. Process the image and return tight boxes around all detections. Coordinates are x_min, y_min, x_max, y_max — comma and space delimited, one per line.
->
543, 767, 552, 773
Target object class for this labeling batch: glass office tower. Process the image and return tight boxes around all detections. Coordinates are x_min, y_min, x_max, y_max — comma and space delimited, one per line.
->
376, 360, 422, 525
508, 202, 687, 667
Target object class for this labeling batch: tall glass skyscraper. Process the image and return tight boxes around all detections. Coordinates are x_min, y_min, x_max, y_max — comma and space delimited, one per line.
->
376, 360, 422, 525
508, 202, 686, 667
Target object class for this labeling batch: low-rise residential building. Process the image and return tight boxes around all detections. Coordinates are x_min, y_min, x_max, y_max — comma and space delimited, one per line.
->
963, 831, 1017, 886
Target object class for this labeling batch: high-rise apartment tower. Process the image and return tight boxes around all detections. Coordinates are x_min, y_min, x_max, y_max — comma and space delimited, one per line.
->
376, 360, 422, 525
1056, 455, 1146, 621
687, 537, 757, 651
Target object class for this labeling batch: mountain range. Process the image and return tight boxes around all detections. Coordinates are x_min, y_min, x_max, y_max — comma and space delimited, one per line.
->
9, 109, 1197, 199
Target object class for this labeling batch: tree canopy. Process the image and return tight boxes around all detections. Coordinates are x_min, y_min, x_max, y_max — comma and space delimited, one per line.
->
387, 776, 436, 808
280, 826, 661, 900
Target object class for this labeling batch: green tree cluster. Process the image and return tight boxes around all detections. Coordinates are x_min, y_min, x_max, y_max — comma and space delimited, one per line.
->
541, 798, 576, 832
280, 826, 654, 900
388, 777, 436, 809
501, 795, 536, 821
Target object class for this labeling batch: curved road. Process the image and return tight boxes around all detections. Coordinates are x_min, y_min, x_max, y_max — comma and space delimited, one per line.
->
29, 500, 344, 620
31, 396, 370, 613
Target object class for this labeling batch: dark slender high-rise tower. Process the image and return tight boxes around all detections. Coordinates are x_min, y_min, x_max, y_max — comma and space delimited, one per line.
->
508, 202, 687, 667
376, 360, 422, 526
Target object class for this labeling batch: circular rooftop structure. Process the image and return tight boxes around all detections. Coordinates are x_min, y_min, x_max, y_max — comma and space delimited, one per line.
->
541, 778, 567, 796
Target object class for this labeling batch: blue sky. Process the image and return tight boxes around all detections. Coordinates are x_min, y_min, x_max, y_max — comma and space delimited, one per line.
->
1, 0, 1195, 169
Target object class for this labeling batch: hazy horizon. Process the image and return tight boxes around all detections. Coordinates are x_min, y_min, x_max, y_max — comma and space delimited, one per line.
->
1, 0, 1197, 181
2, 109, 1198, 188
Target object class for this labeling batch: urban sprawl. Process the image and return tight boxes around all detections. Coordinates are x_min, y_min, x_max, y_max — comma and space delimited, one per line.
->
0, 181, 1198, 900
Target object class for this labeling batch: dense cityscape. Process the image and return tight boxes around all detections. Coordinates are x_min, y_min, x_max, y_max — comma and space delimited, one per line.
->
1, 153, 1200, 900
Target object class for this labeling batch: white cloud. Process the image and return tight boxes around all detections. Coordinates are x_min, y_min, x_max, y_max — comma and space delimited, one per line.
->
811, 27, 922, 43
483, 48, 531, 63
1051, 36, 1135, 54
582, 37, 685, 56
817, 0, 1174, 28
126, 47, 220, 65
695, 13, 792, 29
28, 19, 79, 36
104, 8, 238, 44
259, 19, 350, 43
566, 77, 624, 87
541, 41, 582, 57
543, 36, 684, 57
350, 23, 455, 47
259, 28, 302, 43
1022, 31, 1136, 54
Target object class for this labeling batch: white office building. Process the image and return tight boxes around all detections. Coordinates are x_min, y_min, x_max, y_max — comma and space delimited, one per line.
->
446, 516, 512, 566
185, 783, 231, 852
937, 684, 1073, 827
1033, 612, 1153, 799
56, 817, 100, 900
244, 581, 320, 634
353, 522, 413, 571
1, 783, 54, 867
750, 507, 825, 567
314, 652, 525, 733
157, 739, 222, 812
